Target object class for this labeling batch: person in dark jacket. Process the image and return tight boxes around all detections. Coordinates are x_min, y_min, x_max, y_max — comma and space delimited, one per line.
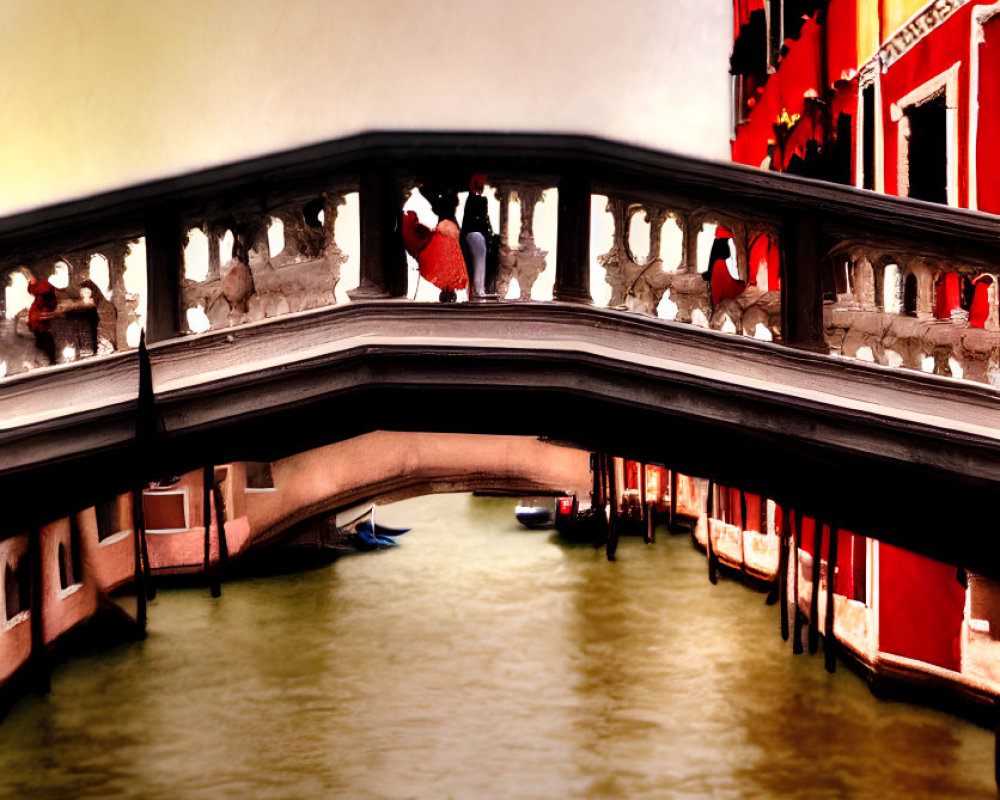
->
460, 173, 493, 299
27, 276, 58, 364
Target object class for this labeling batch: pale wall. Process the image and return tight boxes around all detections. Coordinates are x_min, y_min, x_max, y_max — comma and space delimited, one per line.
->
0, 0, 732, 216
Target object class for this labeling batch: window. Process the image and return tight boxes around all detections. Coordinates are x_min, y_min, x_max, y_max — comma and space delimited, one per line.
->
245, 462, 275, 491
143, 490, 189, 532
861, 84, 875, 190
59, 516, 83, 589
894, 64, 960, 206
903, 273, 918, 316
906, 94, 948, 204
5, 557, 29, 620
95, 497, 123, 541
831, 112, 852, 186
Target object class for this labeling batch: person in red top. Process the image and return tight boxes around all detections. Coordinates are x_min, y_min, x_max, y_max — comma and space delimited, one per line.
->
401, 211, 470, 302
27, 276, 58, 364
703, 226, 746, 308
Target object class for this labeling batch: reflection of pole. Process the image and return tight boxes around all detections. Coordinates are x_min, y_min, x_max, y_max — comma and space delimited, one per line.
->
212, 480, 230, 571
203, 466, 221, 598
808, 522, 823, 654
669, 470, 678, 530
590, 453, 603, 547
640, 464, 652, 544
129, 490, 147, 635
29, 526, 49, 695
792, 511, 804, 654
739, 491, 747, 580
605, 455, 619, 562
706, 480, 718, 585
824, 527, 839, 673
772, 506, 791, 644
995, 710, 1000, 791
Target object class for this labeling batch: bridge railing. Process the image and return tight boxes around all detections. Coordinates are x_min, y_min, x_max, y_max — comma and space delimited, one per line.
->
2, 132, 999, 383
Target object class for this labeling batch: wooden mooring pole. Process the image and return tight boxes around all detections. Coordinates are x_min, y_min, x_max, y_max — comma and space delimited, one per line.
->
28, 527, 49, 695
212, 479, 230, 570
706, 480, 718, 585
203, 466, 221, 598
808, 522, 824, 655
605, 455, 619, 562
792, 511, 804, 654
824, 526, 839, 673
777, 505, 791, 641
129, 489, 148, 635
668, 469, 678, 530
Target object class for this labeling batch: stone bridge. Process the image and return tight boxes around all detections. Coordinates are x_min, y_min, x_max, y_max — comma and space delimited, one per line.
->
2, 132, 1000, 576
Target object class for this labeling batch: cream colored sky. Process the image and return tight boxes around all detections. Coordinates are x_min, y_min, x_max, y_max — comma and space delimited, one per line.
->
0, 0, 732, 216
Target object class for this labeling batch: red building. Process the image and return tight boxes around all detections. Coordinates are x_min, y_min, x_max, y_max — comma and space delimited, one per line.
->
715, 0, 1000, 706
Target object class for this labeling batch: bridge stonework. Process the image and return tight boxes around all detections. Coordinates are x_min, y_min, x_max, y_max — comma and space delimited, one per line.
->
3, 132, 1000, 698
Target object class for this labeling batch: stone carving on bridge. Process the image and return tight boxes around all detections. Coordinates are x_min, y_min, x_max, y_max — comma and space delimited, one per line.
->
596, 197, 673, 314
181, 192, 352, 332
594, 198, 782, 341
0, 240, 141, 376
493, 184, 549, 300
823, 241, 1000, 385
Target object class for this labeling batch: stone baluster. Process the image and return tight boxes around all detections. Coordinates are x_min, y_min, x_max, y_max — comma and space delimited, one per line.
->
514, 186, 548, 300
495, 186, 511, 249
597, 196, 631, 308
645, 207, 669, 266
852, 253, 876, 310
322, 191, 349, 302
636, 206, 672, 314
680, 211, 700, 274
104, 241, 130, 348
207, 225, 222, 281
729, 221, 750, 283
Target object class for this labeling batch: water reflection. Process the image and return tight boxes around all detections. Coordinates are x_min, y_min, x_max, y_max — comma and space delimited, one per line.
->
0, 493, 992, 798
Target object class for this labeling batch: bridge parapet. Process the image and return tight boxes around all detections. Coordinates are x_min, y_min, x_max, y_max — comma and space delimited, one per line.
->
2, 132, 999, 384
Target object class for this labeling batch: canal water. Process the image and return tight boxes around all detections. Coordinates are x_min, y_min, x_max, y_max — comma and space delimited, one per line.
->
0, 493, 993, 799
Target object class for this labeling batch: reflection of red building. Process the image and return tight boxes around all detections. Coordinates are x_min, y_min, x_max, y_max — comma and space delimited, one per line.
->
727, 0, 1000, 706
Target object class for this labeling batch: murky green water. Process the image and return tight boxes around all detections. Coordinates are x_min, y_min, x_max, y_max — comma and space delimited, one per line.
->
0, 493, 992, 799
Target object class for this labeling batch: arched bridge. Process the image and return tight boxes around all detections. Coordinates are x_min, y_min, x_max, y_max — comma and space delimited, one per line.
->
2, 132, 1000, 575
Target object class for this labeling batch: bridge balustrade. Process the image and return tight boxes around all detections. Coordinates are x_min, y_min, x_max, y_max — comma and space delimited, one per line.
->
1, 132, 998, 387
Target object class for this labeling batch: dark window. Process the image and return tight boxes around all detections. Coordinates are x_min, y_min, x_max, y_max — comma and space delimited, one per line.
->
731, 9, 768, 77
832, 112, 853, 186
143, 491, 188, 531
59, 517, 83, 589
851, 534, 867, 604
862, 84, 875, 190
5, 558, 29, 620
906, 94, 948, 203
767, 0, 782, 67
903, 273, 918, 316
245, 462, 275, 490
783, 0, 823, 44
95, 497, 123, 541
58, 544, 70, 589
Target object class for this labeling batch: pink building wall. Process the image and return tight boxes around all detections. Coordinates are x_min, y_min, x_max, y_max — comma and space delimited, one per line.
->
39, 517, 98, 644
0, 535, 32, 683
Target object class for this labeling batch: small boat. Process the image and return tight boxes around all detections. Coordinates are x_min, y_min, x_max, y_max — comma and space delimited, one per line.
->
516, 497, 555, 528
278, 505, 410, 553
342, 507, 409, 550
